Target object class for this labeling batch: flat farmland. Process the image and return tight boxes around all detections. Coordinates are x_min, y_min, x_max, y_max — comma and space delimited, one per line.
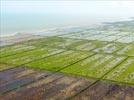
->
0, 47, 64, 66
0, 20, 134, 99
22, 36, 82, 48
0, 44, 37, 58
61, 54, 126, 79
26, 50, 94, 71
117, 44, 134, 56
104, 57, 134, 84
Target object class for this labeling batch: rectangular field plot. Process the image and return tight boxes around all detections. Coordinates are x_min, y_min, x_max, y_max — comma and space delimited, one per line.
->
26, 51, 94, 71
103, 57, 134, 84
23, 36, 81, 49
116, 32, 133, 36
59, 30, 100, 38
60, 31, 122, 42
22, 36, 66, 47
74, 81, 134, 100
72, 42, 96, 51
0, 68, 51, 94
69, 40, 107, 51
0, 48, 64, 66
93, 42, 125, 54
99, 31, 118, 35
63, 34, 108, 40
0, 63, 15, 71
0, 44, 36, 58
83, 34, 108, 40
55, 38, 81, 48
116, 36, 134, 43
0, 68, 94, 100
60, 54, 126, 79
116, 44, 134, 56
98, 35, 122, 42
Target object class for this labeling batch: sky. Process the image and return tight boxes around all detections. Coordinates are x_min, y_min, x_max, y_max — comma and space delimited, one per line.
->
2, 0, 134, 15
1, 1, 134, 23
1, 0, 134, 35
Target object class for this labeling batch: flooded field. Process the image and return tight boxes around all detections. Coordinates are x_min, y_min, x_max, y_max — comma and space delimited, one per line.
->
0, 67, 134, 100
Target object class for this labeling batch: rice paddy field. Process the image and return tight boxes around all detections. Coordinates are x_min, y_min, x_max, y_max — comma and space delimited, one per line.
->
0, 20, 134, 99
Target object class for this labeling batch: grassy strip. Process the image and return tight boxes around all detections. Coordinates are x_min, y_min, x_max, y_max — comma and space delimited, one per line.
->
60, 54, 127, 79
25, 51, 94, 71
0, 63, 16, 71
104, 57, 134, 84
0, 48, 64, 66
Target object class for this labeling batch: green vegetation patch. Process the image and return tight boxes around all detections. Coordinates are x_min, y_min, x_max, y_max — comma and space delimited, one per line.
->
22, 36, 65, 47
0, 47, 64, 66
0, 63, 15, 71
23, 36, 81, 48
0, 44, 36, 58
104, 57, 134, 84
116, 44, 134, 56
26, 50, 94, 71
60, 54, 126, 79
